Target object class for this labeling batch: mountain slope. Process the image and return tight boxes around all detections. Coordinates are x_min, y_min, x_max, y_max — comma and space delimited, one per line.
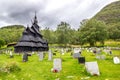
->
0, 25, 24, 44
93, 1, 120, 26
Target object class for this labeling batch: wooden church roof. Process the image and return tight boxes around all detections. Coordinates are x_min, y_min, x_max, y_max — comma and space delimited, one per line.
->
14, 14, 49, 53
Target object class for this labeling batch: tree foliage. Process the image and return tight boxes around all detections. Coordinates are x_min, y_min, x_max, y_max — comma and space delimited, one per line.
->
56, 22, 73, 45
107, 23, 120, 40
78, 19, 108, 46
0, 20, 119, 48
0, 39, 5, 48
0, 25, 24, 45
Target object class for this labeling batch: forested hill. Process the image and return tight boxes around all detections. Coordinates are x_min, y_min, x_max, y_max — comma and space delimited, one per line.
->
0, 25, 24, 45
0, 25, 25, 29
93, 1, 120, 26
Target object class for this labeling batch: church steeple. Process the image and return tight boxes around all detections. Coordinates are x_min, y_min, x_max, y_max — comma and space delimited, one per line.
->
33, 12, 38, 24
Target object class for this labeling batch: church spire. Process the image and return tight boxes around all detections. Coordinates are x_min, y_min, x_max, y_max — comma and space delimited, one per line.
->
33, 12, 38, 24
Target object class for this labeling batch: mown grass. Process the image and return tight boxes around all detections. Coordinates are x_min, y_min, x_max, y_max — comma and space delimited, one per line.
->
0, 49, 120, 80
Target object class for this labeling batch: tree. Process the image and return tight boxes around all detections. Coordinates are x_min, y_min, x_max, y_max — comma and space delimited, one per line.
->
0, 39, 5, 48
78, 19, 108, 46
107, 23, 120, 40
56, 22, 73, 45
41, 27, 57, 44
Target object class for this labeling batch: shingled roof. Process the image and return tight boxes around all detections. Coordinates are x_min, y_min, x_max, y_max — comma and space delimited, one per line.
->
14, 14, 49, 53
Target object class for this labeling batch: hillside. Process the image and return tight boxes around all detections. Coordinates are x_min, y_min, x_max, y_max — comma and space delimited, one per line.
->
94, 1, 120, 26
0, 25, 24, 44
93, 1, 120, 40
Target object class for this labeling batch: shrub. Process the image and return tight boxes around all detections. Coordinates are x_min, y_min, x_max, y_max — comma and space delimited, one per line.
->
0, 62, 21, 73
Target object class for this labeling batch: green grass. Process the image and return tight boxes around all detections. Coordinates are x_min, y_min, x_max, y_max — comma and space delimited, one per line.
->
0, 49, 120, 80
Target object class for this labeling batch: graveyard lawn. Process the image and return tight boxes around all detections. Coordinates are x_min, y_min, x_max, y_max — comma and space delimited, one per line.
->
0, 49, 120, 80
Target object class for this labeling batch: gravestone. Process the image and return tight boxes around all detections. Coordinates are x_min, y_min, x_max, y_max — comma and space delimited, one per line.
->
32, 51, 35, 54
38, 52, 44, 61
48, 50, 53, 61
78, 57, 85, 64
23, 52, 28, 62
74, 48, 80, 54
113, 57, 120, 64
97, 48, 101, 54
53, 58, 62, 72
73, 48, 81, 58
73, 53, 80, 58
61, 48, 64, 55
96, 55, 106, 60
10, 51, 13, 58
85, 61, 100, 76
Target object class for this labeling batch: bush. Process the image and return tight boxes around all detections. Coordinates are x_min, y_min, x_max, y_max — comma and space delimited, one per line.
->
0, 62, 21, 73
0, 39, 5, 48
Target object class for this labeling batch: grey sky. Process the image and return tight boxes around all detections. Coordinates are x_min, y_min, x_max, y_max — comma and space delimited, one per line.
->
0, 0, 117, 29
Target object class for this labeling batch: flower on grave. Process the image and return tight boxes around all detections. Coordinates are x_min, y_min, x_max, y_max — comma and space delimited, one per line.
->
53, 69, 58, 73
51, 68, 58, 73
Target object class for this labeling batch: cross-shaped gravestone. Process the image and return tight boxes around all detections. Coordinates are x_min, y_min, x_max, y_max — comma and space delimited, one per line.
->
85, 61, 100, 76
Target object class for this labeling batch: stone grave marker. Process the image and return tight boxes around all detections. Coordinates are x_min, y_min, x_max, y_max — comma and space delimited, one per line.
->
10, 51, 13, 58
73, 48, 80, 58
23, 52, 28, 62
97, 48, 101, 54
74, 48, 80, 53
78, 57, 85, 64
48, 50, 53, 61
53, 58, 62, 72
61, 48, 64, 55
38, 52, 44, 61
73, 53, 80, 58
113, 57, 120, 64
85, 61, 100, 76
32, 51, 35, 54
96, 55, 106, 60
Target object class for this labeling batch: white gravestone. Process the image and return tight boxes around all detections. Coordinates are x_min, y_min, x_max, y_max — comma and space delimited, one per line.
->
10, 51, 12, 56
73, 53, 80, 58
53, 58, 62, 72
32, 51, 35, 54
38, 52, 43, 61
73, 48, 80, 58
96, 55, 106, 60
85, 61, 100, 76
97, 48, 101, 54
74, 48, 80, 53
61, 48, 64, 55
10, 51, 13, 58
48, 50, 53, 61
113, 57, 120, 64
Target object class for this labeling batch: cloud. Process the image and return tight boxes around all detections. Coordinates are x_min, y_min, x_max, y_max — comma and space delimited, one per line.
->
0, 0, 117, 29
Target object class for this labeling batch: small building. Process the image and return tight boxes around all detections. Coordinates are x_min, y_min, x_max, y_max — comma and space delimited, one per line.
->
14, 14, 49, 53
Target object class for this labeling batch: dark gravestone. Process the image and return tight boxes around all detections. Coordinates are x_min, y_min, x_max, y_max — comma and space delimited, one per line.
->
78, 57, 85, 64
23, 53, 28, 62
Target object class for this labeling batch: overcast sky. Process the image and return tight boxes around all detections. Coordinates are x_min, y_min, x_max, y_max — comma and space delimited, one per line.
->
0, 0, 117, 29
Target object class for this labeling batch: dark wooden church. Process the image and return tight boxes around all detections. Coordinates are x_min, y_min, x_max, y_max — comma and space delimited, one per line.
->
14, 14, 49, 53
